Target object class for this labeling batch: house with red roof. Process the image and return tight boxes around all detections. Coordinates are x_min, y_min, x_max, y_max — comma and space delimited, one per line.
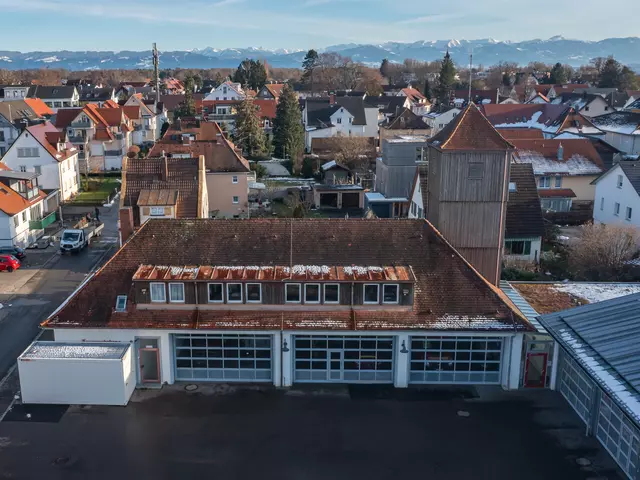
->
0, 122, 79, 201
124, 93, 163, 142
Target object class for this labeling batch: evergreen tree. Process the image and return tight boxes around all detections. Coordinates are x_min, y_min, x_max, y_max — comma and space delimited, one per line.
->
272, 84, 304, 171
423, 78, 432, 101
380, 58, 390, 78
301, 49, 319, 87
549, 62, 568, 84
435, 51, 456, 107
174, 76, 196, 119
598, 57, 621, 88
249, 60, 267, 91
233, 59, 252, 87
502, 73, 511, 87
234, 98, 268, 159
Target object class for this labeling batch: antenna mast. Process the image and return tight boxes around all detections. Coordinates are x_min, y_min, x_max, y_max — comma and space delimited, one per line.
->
468, 48, 473, 104
153, 43, 160, 106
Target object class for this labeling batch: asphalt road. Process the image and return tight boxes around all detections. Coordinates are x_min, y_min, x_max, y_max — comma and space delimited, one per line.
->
0, 205, 119, 380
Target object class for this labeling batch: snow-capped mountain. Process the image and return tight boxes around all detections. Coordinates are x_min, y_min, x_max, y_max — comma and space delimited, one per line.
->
0, 37, 638, 71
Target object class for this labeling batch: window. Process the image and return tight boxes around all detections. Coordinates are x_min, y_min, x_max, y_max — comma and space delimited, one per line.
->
232, 175, 238, 184
246, 283, 262, 303
19, 165, 27, 172
232, 196, 239, 204
150, 206, 165, 216
508, 182, 517, 192
585, 106, 590, 112
324, 284, 340, 303
21, 211, 27, 223
150, 282, 166, 302
169, 283, 185, 303
539, 176, 551, 188
600, 197, 604, 211
336, 118, 342, 124
555, 176, 562, 188
208, 283, 223, 303
115, 295, 127, 312
382, 284, 399, 304
617, 174, 623, 188
304, 284, 320, 303
614, 202, 621, 216
17, 148, 38, 158
468, 162, 484, 179
13, 215, 19, 227
417, 206, 423, 218
363, 284, 380, 304
505, 240, 532, 255
227, 283, 243, 303
34, 165, 41, 175
285, 283, 301, 303
626, 207, 632, 221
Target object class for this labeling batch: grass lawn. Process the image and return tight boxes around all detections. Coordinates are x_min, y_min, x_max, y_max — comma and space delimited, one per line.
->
72, 177, 121, 204
271, 202, 330, 218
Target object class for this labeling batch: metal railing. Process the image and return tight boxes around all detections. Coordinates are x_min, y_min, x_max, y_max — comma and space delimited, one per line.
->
68, 136, 87, 144
29, 211, 57, 230
104, 149, 124, 157
71, 120, 91, 128
208, 114, 236, 121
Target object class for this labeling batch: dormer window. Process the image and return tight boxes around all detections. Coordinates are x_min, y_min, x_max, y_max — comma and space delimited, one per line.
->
115, 295, 127, 312
208, 283, 223, 303
246, 283, 262, 303
324, 284, 340, 303
227, 283, 243, 303
363, 284, 380, 304
169, 283, 185, 303
304, 284, 321, 304
150, 282, 166, 302
382, 284, 399, 304
286, 283, 301, 303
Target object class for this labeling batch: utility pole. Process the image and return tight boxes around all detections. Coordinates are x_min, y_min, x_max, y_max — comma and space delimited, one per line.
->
153, 43, 160, 106
468, 48, 473, 105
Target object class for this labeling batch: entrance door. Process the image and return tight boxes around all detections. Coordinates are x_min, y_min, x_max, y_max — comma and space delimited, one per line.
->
328, 350, 343, 381
137, 338, 160, 384
524, 352, 548, 388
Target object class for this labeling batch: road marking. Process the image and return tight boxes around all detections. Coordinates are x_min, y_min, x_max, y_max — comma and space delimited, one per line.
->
0, 395, 18, 423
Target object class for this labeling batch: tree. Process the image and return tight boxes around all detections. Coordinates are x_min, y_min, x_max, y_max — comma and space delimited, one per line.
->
435, 51, 456, 106
233, 59, 251, 87
549, 62, 568, 84
272, 84, 304, 172
380, 58, 390, 78
192, 74, 203, 91
159, 121, 170, 138
301, 49, 319, 87
568, 223, 640, 280
423, 78, 432, 101
234, 98, 268, 160
356, 68, 383, 95
502, 73, 512, 87
250, 162, 268, 179
214, 71, 224, 87
174, 76, 196, 119
599, 57, 621, 88
325, 136, 374, 172
249, 60, 267, 90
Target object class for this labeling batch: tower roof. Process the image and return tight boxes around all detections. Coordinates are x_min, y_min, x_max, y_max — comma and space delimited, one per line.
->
429, 102, 514, 151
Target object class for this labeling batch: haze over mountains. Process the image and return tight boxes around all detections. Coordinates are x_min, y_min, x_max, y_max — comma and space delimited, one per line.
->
1, 37, 638, 71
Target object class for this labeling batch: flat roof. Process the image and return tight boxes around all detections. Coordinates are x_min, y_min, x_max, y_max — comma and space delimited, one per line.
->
0, 171, 39, 181
365, 192, 408, 203
21, 341, 130, 360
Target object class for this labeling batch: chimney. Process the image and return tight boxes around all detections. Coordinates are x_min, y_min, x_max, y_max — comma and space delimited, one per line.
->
329, 94, 336, 105
162, 154, 168, 182
557, 143, 564, 161
118, 207, 134, 246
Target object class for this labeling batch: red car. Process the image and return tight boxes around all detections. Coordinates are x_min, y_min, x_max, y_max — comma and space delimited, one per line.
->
0, 254, 20, 273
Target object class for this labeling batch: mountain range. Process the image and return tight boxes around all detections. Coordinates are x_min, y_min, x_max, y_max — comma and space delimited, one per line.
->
1, 37, 639, 72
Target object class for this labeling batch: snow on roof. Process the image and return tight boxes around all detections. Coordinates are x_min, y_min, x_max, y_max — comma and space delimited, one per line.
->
552, 283, 640, 303
21, 341, 130, 360
321, 160, 337, 170
494, 111, 545, 129
365, 192, 408, 203
431, 315, 519, 330
591, 112, 640, 135
386, 135, 430, 143
249, 182, 266, 190
515, 151, 602, 175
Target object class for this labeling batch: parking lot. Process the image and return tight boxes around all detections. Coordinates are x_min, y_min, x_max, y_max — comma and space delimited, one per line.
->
0, 384, 625, 480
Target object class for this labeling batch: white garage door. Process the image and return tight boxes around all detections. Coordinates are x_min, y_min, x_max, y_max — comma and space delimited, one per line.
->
174, 334, 273, 382
558, 348, 595, 425
409, 336, 503, 384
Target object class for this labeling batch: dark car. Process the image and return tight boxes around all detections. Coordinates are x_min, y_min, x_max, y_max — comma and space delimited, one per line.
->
0, 246, 26, 260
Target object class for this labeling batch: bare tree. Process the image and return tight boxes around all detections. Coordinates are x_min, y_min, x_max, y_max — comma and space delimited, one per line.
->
568, 223, 640, 280
325, 136, 375, 172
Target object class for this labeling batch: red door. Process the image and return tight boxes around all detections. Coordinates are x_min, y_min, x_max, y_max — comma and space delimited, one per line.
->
524, 352, 548, 388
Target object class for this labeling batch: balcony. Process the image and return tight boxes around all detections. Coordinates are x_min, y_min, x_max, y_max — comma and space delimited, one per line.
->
68, 136, 87, 144
71, 120, 91, 128
29, 211, 57, 230
105, 149, 124, 157
208, 114, 236, 121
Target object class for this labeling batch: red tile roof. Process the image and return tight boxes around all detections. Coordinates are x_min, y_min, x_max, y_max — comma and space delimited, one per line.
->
0, 183, 46, 216
122, 105, 141, 120
511, 139, 605, 172
265, 83, 284, 99
480, 103, 568, 127
537, 188, 577, 198
26, 122, 76, 162
43, 218, 533, 332
149, 140, 250, 173
497, 128, 544, 140
429, 103, 514, 151
253, 99, 277, 120
23, 98, 53, 116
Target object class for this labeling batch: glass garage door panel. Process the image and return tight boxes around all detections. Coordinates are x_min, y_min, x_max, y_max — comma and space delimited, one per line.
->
558, 348, 595, 425
293, 336, 394, 383
409, 336, 503, 384
596, 392, 640, 479
174, 334, 272, 382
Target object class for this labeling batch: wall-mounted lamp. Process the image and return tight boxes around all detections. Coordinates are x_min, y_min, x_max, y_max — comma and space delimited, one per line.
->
402, 288, 409, 296
282, 339, 290, 352
400, 340, 408, 354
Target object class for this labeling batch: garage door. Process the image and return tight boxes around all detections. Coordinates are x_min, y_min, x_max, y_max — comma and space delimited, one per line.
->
596, 393, 640, 479
174, 334, 272, 382
293, 335, 394, 383
558, 348, 595, 424
409, 336, 503, 384
342, 193, 360, 208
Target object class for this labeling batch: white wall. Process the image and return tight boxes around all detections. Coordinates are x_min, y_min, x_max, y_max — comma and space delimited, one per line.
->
581, 97, 611, 118
364, 107, 380, 138
594, 165, 640, 229
0, 200, 44, 248
504, 237, 542, 263
204, 83, 244, 101
305, 126, 336, 152
601, 132, 640, 155
408, 172, 424, 219
423, 109, 460, 135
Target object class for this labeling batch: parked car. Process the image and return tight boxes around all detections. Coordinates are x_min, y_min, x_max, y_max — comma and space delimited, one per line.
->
0, 255, 20, 273
0, 246, 25, 260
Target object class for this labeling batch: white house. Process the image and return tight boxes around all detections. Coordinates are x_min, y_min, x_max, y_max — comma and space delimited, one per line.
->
1, 86, 29, 101
590, 112, 640, 155
27, 86, 79, 113
0, 166, 51, 248
125, 94, 162, 142
1, 122, 80, 201
422, 107, 461, 135
592, 162, 640, 229
551, 93, 612, 118
204, 81, 245, 101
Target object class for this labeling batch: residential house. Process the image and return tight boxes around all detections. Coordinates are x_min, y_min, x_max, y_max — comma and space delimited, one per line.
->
78, 86, 117, 105
0, 100, 48, 156
592, 162, 640, 228
551, 93, 612, 118
407, 164, 428, 220
0, 164, 54, 248
427, 103, 514, 286
590, 112, 640, 155
604, 91, 630, 111
366, 96, 411, 125
27, 86, 79, 112
32, 216, 534, 404
313, 161, 364, 211
162, 78, 185, 95
452, 89, 499, 108
0, 122, 79, 201
511, 138, 605, 215
253, 99, 277, 136
379, 109, 431, 143
526, 92, 550, 104
150, 121, 251, 219
118, 155, 208, 242
201, 100, 240, 132
256, 83, 284, 101
399, 87, 431, 115
203, 81, 246, 101
302, 96, 379, 152
124, 93, 162, 142
115, 85, 156, 103
0, 86, 29, 101
553, 132, 624, 170
504, 164, 544, 263
422, 107, 461, 135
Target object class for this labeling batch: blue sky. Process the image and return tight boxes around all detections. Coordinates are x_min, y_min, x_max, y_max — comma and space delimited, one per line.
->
1, 0, 638, 52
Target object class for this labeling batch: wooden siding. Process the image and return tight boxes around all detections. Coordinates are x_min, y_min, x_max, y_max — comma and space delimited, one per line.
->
135, 281, 150, 304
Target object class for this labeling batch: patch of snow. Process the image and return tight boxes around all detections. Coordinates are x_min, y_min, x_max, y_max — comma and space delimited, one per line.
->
321, 160, 337, 170
515, 152, 602, 175
38, 56, 60, 63
0, 56, 12, 62
494, 111, 545, 129
552, 283, 640, 303
432, 314, 518, 330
